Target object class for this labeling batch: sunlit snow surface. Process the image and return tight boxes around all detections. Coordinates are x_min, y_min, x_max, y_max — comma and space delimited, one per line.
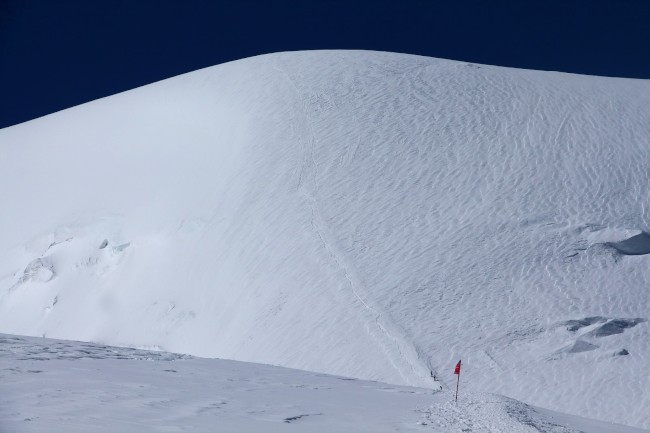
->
1, 51, 649, 428
1, 334, 647, 433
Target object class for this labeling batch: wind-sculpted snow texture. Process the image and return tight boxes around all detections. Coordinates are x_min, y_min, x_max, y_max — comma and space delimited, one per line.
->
1, 51, 649, 428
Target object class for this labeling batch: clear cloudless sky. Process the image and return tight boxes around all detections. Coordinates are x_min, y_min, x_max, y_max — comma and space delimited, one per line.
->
1, 0, 649, 128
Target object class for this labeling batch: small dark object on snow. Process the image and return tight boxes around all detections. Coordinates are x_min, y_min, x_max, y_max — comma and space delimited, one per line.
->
615, 349, 629, 356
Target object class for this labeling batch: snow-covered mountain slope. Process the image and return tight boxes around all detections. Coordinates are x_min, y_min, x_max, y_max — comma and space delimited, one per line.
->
1, 51, 649, 428
2, 334, 647, 433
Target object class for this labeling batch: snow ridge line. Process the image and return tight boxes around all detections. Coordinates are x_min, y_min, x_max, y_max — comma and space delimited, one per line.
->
273, 61, 431, 386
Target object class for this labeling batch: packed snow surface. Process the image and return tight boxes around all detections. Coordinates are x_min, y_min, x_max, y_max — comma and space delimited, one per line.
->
1, 51, 649, 428
2, 334, 647, 433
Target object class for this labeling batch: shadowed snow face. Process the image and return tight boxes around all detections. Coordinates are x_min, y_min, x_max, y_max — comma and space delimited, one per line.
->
607, 232, 650, 255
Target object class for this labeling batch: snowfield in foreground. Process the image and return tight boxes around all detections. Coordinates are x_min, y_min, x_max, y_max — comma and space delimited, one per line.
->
2, 334, 647, 433
1, 50, 649, 428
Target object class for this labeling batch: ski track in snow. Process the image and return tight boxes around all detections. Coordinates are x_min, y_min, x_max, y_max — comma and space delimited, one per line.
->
1, 51, 650, 428
274, 59, 431, 386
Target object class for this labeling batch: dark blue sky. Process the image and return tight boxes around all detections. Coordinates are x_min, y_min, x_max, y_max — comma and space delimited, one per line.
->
1, 0, 649, 129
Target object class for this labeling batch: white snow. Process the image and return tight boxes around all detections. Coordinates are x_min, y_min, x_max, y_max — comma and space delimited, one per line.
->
1, 50, 649, 428
2, 334, 646, 433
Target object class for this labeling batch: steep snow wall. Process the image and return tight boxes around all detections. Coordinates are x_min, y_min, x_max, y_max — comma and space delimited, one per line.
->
1, 51, 649, 428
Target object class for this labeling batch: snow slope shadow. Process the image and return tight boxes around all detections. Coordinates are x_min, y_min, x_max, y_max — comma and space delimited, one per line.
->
607, 232, 650, 255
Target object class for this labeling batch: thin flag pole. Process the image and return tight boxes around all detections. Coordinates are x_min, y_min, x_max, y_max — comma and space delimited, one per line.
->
453, 359, 461, 403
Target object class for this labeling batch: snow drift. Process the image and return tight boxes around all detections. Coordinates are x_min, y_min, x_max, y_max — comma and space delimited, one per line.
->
1, 51, 649, 428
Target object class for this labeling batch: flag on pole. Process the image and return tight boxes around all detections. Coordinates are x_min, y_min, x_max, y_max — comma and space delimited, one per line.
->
454, 359, 462, 403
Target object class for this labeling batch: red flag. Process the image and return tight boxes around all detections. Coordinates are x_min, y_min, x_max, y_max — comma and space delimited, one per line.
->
454, 360, 461, 375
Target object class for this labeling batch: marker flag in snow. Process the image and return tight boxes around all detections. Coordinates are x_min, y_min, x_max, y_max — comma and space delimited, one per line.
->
454, 360, 461, 403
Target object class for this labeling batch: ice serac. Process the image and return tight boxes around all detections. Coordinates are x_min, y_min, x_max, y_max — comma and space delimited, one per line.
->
1, 51, 649, 428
